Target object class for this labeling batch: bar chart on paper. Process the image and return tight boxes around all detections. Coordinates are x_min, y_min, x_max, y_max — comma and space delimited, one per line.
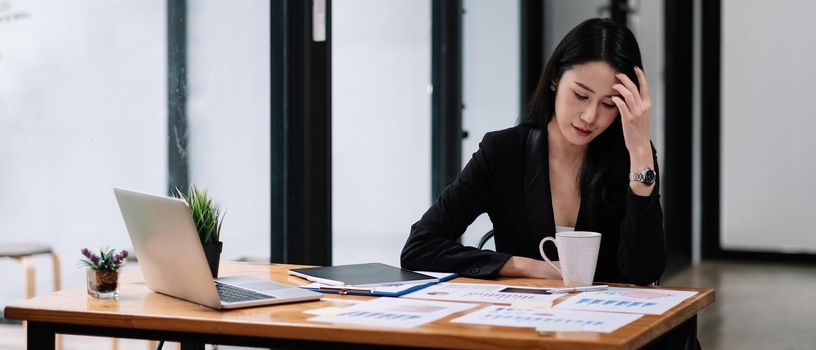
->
308, 297, 478, 328
553, 287, 698, 315
450, 306, 642, 333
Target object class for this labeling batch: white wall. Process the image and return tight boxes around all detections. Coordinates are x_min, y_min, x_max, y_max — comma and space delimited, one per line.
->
0, 1, 166, 304
332, 0, 431, 266
460, 0, 520, 248
186, 1, 271, 261
720, 0, 816, 252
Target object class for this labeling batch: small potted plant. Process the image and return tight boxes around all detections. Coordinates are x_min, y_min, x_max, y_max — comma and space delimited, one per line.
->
175, 185, 224, 278
81, 248, 128, 299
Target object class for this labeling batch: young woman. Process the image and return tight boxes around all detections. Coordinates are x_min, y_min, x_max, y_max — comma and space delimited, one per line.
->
402, 18, 699, 349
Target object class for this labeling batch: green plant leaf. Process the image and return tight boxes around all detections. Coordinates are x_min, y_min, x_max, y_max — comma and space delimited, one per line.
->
175, 184, 224, 246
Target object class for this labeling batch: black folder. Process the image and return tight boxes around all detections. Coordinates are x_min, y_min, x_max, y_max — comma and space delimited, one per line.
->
288, 262, 439, 287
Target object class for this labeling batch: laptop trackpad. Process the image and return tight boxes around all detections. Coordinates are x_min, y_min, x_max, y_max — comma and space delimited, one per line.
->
216, 275, 291, 294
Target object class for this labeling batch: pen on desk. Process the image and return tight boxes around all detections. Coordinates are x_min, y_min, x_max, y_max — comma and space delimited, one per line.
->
547, 285, 608, 294
318, 285, 374, 295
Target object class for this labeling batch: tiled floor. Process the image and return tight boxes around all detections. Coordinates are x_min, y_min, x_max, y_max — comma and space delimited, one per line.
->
2, 260, 815, 349
663, 260, 816, 350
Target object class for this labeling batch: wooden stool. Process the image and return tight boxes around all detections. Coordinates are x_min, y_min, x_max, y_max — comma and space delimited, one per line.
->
0, 242, 62, 350
0, 242, 61, 298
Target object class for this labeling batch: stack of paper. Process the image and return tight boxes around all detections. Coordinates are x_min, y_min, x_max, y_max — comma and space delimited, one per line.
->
304, 277, 698, 333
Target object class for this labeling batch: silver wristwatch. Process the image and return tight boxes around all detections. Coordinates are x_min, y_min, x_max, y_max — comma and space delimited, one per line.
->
629, 167, 656, 185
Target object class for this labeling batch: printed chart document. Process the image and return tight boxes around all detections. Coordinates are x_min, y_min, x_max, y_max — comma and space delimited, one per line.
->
402, 283, 561, 305
451, 305, 642, 333
308, 297, 478, 328
553, 287, 698, 315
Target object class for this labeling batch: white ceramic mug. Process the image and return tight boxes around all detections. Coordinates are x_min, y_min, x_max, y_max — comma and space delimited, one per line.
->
538, 231, 601, 287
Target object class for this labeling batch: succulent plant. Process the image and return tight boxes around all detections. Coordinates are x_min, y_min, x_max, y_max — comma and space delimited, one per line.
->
80, 247, 128, 271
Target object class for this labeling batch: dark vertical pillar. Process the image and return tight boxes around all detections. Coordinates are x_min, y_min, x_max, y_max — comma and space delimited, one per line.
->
700, 0, 721, 259
431, 0, 463, 200
270, 0, 285, 263
167, 0, 188, 195
610, 0, 628, 26
663, 0, 694, 274
520, 0, 546, 119
276, 0, 332, 265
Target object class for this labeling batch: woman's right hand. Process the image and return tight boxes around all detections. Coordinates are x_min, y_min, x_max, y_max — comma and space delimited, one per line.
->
499, 256, 562, 279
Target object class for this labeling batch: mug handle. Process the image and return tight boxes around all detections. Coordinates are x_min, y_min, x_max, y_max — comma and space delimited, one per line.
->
538, 237, 561, 275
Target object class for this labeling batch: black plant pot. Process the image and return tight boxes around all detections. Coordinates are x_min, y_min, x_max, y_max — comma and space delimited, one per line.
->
203, 241, 223, 278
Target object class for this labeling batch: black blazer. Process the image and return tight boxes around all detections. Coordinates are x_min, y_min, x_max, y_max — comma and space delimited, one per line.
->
401, 125, 666, 285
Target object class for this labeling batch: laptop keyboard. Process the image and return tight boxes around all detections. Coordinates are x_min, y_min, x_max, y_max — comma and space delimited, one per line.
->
215, 281, 276, 303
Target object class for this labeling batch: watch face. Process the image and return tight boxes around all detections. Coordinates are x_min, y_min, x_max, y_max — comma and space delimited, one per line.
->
643, 169, 656, 184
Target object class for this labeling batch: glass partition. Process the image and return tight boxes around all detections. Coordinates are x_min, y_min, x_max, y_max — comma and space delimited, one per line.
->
332, 0, 432, 266
459, 0, 520, 248
186, 1, 271, 262
0, 0, 166, 304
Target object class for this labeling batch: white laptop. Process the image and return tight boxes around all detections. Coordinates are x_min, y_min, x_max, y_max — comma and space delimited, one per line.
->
113, 187, 322, 310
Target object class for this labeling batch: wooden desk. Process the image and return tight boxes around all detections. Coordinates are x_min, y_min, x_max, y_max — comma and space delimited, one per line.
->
4, 262, 714, 350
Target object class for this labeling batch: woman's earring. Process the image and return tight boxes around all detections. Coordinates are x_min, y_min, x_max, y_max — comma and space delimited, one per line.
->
549, 84, 556, 91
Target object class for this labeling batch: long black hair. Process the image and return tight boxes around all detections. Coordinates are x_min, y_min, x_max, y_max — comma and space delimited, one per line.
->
521, 18, 645, 216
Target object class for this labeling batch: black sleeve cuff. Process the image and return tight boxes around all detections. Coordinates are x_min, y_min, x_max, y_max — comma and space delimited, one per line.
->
462, 252, 513, 278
